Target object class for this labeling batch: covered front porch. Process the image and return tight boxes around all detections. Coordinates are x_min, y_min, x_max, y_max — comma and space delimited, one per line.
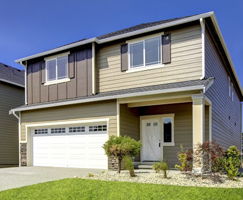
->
117, 91, 212, 169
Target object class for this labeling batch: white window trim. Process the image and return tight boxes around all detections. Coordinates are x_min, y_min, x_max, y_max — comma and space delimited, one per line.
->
45, 52, 70, 85
44, 78, 70, 86
232, 83, 234, 102
162, 114, 175, 146
127, 33, 164, 73
228, 76, 232, 98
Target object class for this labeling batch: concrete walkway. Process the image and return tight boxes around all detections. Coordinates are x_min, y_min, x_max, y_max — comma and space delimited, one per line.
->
0, 166, 104, 191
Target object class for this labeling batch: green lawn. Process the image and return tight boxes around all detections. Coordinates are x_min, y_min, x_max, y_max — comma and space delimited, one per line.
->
0, 179, 243, 200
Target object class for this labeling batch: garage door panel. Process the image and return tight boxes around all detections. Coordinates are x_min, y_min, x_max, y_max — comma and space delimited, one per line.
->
32, 124, 108, 169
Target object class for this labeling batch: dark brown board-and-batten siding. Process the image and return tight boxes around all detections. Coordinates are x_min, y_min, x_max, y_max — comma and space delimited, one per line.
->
27, 47, 92, 104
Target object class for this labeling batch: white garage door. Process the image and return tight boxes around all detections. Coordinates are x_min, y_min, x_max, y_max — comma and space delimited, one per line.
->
32, 124, 108, 169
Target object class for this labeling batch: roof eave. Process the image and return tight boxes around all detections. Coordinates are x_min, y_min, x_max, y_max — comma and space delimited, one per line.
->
15, 12, 214, 63
10, 85, 205, 112
209, 14, 243, 98
0, 78, 25, 88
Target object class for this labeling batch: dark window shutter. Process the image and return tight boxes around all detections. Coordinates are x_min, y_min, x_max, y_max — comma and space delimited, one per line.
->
69, 53, 75, 78
162, 34, 171, 64
41, 61, 45, 84
121, 44, 128, 72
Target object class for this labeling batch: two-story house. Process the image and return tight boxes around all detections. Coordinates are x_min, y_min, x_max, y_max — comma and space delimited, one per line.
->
11, 12, 242, 171
0, 62, 24, 166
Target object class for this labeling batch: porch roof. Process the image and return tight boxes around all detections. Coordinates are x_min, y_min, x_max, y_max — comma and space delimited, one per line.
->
10, 77, 214, 112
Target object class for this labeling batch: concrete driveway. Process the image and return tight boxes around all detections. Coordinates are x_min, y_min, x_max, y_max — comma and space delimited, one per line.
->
0, 166, 104, 191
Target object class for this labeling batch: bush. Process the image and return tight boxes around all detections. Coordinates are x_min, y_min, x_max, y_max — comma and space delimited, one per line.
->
225, 146, 241, 169
103, 135, 142, 173
153, 160, 168, 178
124, 156, 135, 177
175, 145, 193, 172
224, 157, 239, 180
195, 141, 225, 175
224, 146, 240, 180
88, 173, 94, 177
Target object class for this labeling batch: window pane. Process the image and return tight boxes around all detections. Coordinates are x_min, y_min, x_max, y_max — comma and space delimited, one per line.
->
130, 42, 143, 68
57, 56, 68, 79
145, 37, 161, 66
163, 118, 172, 143
46, 60, 56, 81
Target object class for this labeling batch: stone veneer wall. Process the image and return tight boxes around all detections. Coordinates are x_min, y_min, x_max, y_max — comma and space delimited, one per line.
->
20, 143, 27, 166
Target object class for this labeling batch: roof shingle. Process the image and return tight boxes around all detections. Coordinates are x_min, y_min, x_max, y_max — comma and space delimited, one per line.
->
0, 62, 24, 86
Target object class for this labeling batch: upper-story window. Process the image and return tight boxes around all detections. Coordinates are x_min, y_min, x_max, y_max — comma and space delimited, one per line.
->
228, 76, 234, 101
129, 36, 162, 69
46, 54, 68, 83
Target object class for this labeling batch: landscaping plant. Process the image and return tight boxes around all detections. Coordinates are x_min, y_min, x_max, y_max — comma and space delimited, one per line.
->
152, 160, 168, 178
224, 157, 239, 180
124, 156, 135, 177
175, 144, 193, 172
194, 141, 225, 175
103, 135, 142, 173
224, 146, 241, 180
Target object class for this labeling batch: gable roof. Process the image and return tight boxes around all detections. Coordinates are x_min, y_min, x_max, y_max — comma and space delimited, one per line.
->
14, 11, 243, 99
11, 77, 214, 112
0, 62, 24, 87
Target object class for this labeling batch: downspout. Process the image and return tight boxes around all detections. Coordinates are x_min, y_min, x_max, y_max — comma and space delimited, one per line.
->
200, 18, 205, 80
92, 42, 96, 95
12, 111, 21, 167
20, 61, 27, 105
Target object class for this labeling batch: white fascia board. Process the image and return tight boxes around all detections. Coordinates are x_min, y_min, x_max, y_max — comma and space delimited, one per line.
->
15, 38, 98, 63
98, 12, 214, 44
210, 14, 243, 96
15, 12, 214, 64
10, 85, 204, 112
0, 78, 25, 88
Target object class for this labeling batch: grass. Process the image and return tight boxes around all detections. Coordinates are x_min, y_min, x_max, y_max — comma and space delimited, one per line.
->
0, 179, 243, 200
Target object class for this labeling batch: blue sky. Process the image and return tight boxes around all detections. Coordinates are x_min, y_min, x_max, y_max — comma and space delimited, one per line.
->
0, 0, 243, 87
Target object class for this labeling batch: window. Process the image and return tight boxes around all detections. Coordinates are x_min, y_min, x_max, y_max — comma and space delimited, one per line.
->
46, 55, 68, 82
51, 128, 66, 134
69, 126, 85, 133
231, 83, 234, 102
89, 125, 107, 132
229, 77, 232, 98
35, 129, 48, 134
129, 36, 161, 69
162, 117, 174, 146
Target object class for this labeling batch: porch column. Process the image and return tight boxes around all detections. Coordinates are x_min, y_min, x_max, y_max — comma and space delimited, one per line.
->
192, 94, 205, 172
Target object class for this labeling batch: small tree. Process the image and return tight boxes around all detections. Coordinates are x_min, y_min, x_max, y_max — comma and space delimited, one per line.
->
153, 160, 169, 178
175, 144, 193, 172
124, 156, 135, 177
102, 136, 142, 173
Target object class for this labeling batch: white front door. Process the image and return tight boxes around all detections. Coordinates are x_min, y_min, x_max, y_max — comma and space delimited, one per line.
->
141, 119, 161, 161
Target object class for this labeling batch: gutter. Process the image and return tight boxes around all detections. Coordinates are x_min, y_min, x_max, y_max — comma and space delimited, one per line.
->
10, 84, 207, 112
20, 61, 27, 105
11, 111, 21, 167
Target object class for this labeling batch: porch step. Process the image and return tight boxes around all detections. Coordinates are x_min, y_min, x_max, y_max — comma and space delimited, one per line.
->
136, 165, 153, 169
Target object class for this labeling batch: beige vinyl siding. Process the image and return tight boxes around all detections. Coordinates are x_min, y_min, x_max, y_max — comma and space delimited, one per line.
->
0, 82, 24, 164
96, 25, 202, 93
120, 104, 139, 141
20, 100, 117, 142
120, 104, 140, 162
140, 103, 192, 167
205, 30, 241, 150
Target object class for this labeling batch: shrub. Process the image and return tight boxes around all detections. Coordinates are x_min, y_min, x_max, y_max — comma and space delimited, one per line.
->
175, 145, 193, 172
124, 156, 135, 177
103, 135, 142, 173
225, 146, 241, 169
224, 157, 239, 180
224, 146, 240, 180
88, 173, 94, 177
195, 141, 225, 174
153, 160, 168, 178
